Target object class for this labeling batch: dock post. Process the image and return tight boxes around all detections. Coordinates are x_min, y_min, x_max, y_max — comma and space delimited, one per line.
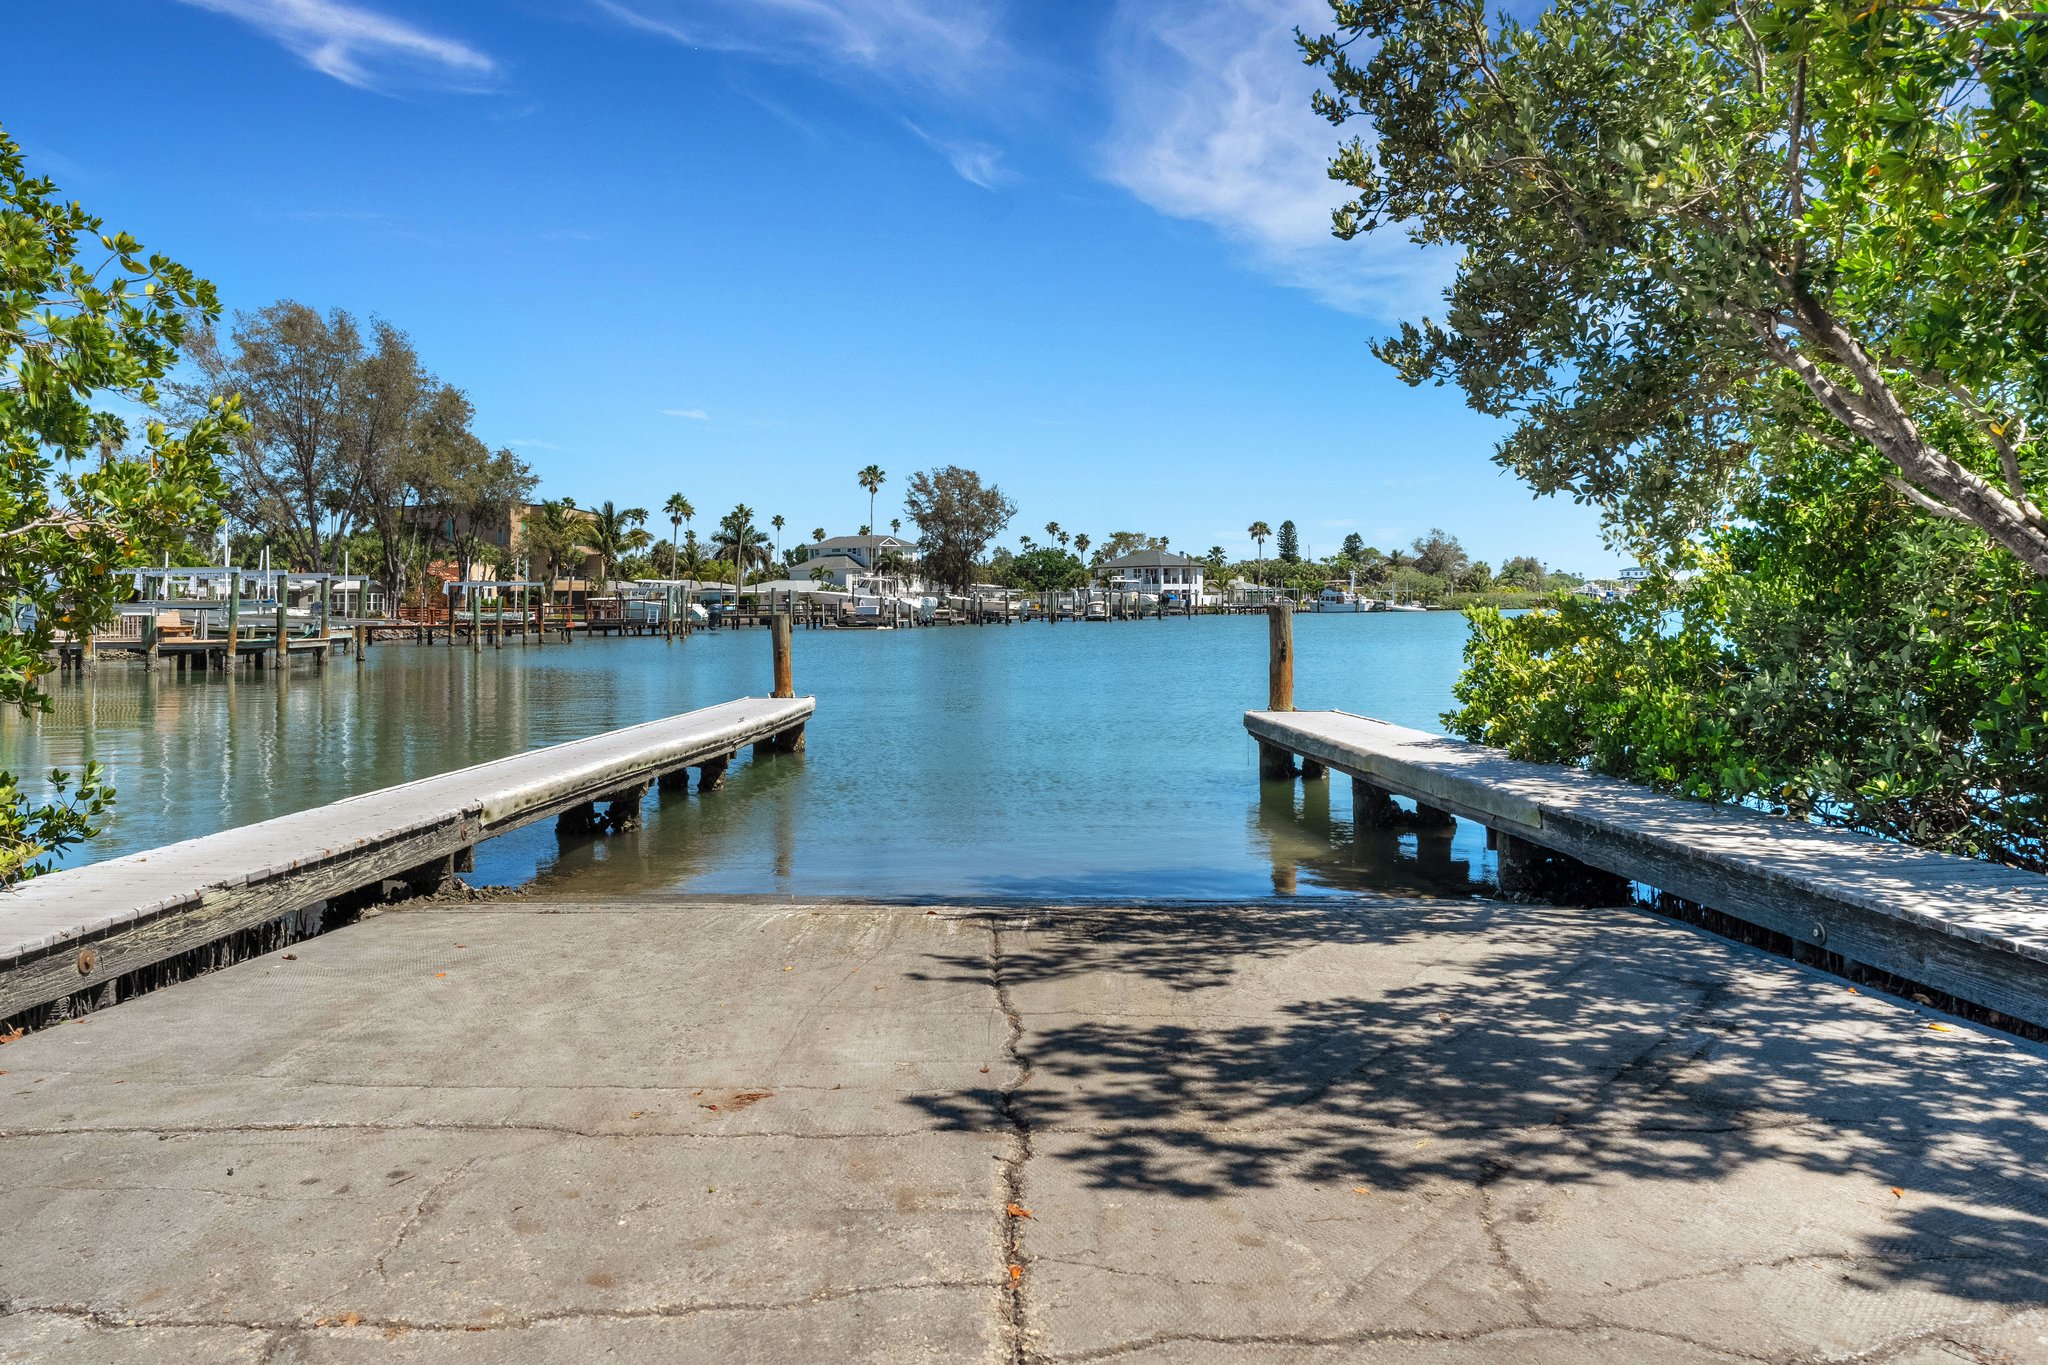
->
1496, 830, 1632, 905
225, 571, 240, 669
355, 623, 367, 664
470, 592, 482, 651
318, 578, 332, 653
772, 614, 794, 699
494, 593, 504, 650
142, 599, 159, 672
1351, 776, 1402, 827
274, 603, 289, 667
697, 754, 729, 792
1260, 603, 1298, 780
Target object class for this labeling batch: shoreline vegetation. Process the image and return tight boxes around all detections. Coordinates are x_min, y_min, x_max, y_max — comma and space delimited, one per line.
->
1303, 2, 2048, 875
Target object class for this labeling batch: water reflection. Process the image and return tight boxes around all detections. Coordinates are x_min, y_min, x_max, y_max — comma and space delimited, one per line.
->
1252, 777, 1494, 899
4, 615, 1499, 900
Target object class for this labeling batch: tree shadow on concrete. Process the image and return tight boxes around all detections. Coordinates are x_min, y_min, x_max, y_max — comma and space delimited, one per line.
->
906, 900, 2048, 1308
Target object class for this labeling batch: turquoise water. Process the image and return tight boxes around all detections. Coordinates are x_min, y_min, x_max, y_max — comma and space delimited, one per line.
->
0, 613, 1497, 898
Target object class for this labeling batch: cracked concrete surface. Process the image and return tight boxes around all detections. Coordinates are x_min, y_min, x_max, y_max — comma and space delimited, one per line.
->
2, 896, 2047, 1362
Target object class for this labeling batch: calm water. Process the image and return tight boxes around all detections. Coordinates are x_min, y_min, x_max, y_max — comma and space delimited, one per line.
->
1, 613, 1499, 899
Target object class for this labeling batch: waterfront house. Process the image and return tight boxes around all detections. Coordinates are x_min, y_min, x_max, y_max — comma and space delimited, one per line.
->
1094, 548, 1207, 605
805, 534, 916, 571
798, 534, 928, 597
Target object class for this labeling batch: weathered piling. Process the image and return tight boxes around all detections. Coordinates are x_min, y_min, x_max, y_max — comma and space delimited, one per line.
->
772, 614, 793, 699
1259, 604, 1297, 780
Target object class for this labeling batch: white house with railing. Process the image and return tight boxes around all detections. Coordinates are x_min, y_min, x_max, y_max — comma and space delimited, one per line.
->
1094, 548, 1207, 605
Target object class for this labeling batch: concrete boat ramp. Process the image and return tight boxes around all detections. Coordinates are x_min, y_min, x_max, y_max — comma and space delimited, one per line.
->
5, 892, 2047, 1363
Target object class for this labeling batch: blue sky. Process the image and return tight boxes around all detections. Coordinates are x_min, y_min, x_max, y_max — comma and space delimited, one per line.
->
11, 0, 1618, 572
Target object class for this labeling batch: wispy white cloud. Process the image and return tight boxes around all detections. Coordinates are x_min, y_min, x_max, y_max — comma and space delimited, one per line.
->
176, 0, 495, 92
506, 438, 570, 451
1097, 0, 1452, 318
590, 0, 1003, 93
663, 408, 710, 421
906, 123, 1008, 189
591, 0, 1017, 183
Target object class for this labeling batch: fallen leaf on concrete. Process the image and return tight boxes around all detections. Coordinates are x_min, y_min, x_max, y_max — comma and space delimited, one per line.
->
783, 965, 793, 972
1890, 1187, 1904, 1198
338, 1312, 362, 1328
729, 1092, 772, 1110
1927, 1023, 1953, 1033
1846, 987, 1858, 994
980, 1065, 991, 1074
629, 1111, 645, 1120
702, 1103, 720, 1112
1009, 1265, 1023, 1281
281, 953, 296, 961
1006, 1203, 1033, 1219
435, 972, 447, 979
455, 944, 467, 949
925, 909, 938, 915
1415, 1138, 1433, 1148
1351, 1185, 1371, 1194
0, 1028, 24, 1045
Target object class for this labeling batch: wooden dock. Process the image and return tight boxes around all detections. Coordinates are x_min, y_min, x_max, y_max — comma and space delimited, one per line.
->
0, 692, 813, 1026
1245, 703, 2048, 1029
1244, 604, 2048, 1031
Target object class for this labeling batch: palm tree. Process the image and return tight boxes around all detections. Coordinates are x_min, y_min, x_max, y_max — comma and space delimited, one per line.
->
771, 513, 786, 564
1045, 521, 1061, 544
1073, 532, 1090, 561
663, 493, 693, 576
811, 527, 826, 544
1248, 521, 1272, 587
525, 499, 588, 599
857, 465, 885, 565
590, 501, 651, 586
714, 505, 773, 593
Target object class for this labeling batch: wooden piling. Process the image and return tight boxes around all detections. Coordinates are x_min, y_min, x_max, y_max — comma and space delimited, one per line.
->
494, 593, 504, 649
274, 603, 289, 666
771, 614, 794, 699
1259, 603, 1298, 780
470, 592, 481, 651
318, 578, 332, 652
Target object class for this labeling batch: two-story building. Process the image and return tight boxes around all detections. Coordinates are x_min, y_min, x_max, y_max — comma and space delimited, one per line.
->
797, 533, 925, 594
1094, 548, 1208, 605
